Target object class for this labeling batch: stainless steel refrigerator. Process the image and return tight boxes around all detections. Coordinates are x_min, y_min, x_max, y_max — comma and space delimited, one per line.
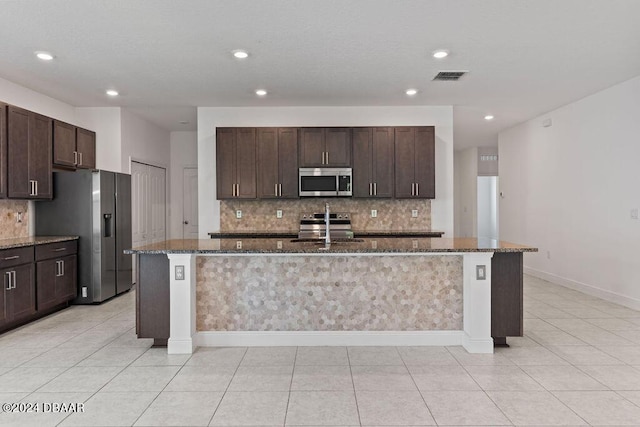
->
35, 169, 132, 304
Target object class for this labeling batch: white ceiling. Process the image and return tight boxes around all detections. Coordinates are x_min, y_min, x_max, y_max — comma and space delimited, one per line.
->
1, 0, 639, 149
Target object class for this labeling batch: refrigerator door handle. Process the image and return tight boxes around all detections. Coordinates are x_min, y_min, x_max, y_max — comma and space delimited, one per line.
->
104, 213, 113, 237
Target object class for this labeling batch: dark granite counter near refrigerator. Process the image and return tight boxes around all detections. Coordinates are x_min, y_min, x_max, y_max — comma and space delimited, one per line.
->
207, 230, 446, 239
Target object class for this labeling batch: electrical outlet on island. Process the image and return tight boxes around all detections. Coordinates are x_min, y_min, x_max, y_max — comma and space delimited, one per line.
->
236, 210, 242, 219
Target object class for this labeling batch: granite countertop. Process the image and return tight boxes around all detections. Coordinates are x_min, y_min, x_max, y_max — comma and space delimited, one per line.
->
0, 236, 79, 251
126, 237, 537, 255
207, 230, 445, 238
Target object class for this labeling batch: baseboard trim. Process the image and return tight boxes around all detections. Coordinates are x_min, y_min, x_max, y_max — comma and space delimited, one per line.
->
167, 338, 195, 354
524, 266, 640, 311
196, 330, 466, 348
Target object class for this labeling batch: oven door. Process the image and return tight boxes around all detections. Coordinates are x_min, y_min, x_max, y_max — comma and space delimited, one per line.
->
299, 172, 338, 197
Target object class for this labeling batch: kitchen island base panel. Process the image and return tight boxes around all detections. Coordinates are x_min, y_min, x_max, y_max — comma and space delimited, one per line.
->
164, 252, 495, 354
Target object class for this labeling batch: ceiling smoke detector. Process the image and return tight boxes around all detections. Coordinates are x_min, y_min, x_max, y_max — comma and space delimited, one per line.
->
432, 71, 467, 81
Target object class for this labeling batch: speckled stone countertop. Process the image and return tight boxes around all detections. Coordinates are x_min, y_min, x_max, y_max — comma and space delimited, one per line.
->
0, 236, 79, 250
207, 230, 445, 238
126, 237, 537, 255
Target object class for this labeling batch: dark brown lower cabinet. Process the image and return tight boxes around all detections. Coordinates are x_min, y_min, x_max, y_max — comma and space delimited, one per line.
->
136, 254, 170, 346
36, 255, 77, 312
1, 263, 36, 327
491, 252, 524, 345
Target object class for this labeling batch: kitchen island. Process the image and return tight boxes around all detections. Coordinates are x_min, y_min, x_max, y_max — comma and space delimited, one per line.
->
126, 237, 536, 354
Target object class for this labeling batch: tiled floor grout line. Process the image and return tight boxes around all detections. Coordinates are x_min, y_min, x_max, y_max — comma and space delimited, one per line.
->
345, 347, 363, 427
404, 346, 443, 426
282, 346, 299, 427
205, 346, 249, 426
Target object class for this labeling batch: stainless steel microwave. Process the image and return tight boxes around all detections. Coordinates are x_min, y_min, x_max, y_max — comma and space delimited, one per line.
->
299, 168, 352, 197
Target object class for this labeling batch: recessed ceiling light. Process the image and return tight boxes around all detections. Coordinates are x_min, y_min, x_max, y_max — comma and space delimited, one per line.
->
406, 89, 418, 96
484, 115, 494, 120
432, 50, 449, 59
106, 90, 119, 97
255, 89, 267, 96
35, 51, 54, 61
232, 50, 249, 59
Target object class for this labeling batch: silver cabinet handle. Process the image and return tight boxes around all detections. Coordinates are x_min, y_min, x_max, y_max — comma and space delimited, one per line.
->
374, 182, 377, 196
57, 260, 65, 277
416, 182, 419, 196
369, 182, 372, 196
326, 152, 329, 164
74, 151, 78, 165
3, 255, 19, 260
29, 180, 35, 196
4, 272, 10, 291
35, 180, 38, 196
411, 183, 415, 196
53, 248, 67, 252
236, 184, 239, 197
11, 271, 16, 290
278, 184, 282, 197
275, 184, 278, 197
79, 152, 83, 166
321, 152, 325, 165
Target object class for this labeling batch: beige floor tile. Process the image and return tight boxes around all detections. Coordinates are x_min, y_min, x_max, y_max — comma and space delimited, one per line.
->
21, 346, 97, 368
521, 365, 608, 390
210, 391, 288, 426
547, 345, 625, 365
286, 391, 360, 426
60, 391, 157, 426
0, 347, 45, 368
617, 390, 640, 406
101, 366, 180, 392
500, 346, 570, 366
165, 365, 235, 392
597, 345, 640, 364
131, 347, 191, 366
447, 346, 515, 366
421, 391, 511, 425
570, 329, 636, 346
465, 365, 544, 391
487, 390, 585, 425
397, 346, 459, 366
577, 365, 640, 390
295, 346, 349, 365
527, 330, 587, 346
240, 346, 297, 366
186, 347, 247, 367
135, 391, 223, 426
348, 346, 403, 366
291, 365, 353, 391
409, 364, 480, 391
76, 346, 148, 367
553, 390, 640, 425
586, 318, 640, 331
355, 390, 435, 425
352, 365, 416, 391
0, 367, 67, 392
228, 365, 293, 391
37, 366, 123, 392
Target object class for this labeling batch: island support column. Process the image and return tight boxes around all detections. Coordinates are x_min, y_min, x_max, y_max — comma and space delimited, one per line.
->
462, 252, 494, 353
167, 254, 197, 354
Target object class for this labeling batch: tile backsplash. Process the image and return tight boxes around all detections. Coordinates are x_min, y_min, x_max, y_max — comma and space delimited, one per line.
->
220, 198, 432, 232
0, 200, 29, 239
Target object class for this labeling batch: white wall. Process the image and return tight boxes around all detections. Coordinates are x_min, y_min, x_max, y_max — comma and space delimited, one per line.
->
197, 106, 454, 238
454, 147, 478, 237
75, 107, 122, 172
120, 108, 171, 173
477, 176, 498, 240
169, 131, 198, 239
499, 75, 640, 309
0, 76, 76, 123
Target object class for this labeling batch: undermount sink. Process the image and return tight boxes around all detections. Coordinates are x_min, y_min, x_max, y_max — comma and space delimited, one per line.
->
290, 238, 365, 244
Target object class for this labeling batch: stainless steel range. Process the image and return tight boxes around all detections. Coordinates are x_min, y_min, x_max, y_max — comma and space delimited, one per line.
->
298, 211, 353, 240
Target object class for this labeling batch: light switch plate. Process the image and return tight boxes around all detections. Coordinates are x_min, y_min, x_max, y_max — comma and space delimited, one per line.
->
476, 265, 486, 280
175, 265, 185, 280
371, 209, 377, 218
276, 210, 283, 219
371, 240, 377, 249
236, 210, 242, 219
412, 210, 418, 218
236, 241, 242, 249
276, 240, 283, 249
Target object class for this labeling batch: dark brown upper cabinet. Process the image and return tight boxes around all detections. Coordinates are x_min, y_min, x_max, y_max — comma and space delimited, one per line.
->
53, 121, 96, 170
352, 127, 395, 198
7, 106, 52, 199
299, 128, 351, 167
394, 126, 435, 199
76, 127, 96, 169
257, 127, 299, 199
0, 103, 7, 198
216, 127, 257, 199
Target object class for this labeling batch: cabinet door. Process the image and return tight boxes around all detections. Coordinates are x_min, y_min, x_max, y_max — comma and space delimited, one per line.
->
216, 128, 236, 199
235, 128, 256, 199
0, 103, 7, 198
30, 113, 53, 199
58, 255, 77, 302
36, 259, 57, 311
352, 128, 372, 198
371, 127, 394, 198
7, 106, 31, 198
394, 127, 416, 198
278, 128, 299, 198
299, 128, 324, 167
324, 128, 351, 166
53, 120, 77, 169
76, 128, 96, 169
0, 270, 8, 326
8, 263, 36, 323
414, 127, 435, 199
257, 128, 279, 198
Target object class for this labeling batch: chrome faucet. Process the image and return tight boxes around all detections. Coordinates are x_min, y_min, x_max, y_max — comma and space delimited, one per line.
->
324, 202, 331, 244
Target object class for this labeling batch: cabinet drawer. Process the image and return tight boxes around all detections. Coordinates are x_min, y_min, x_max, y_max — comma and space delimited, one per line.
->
35, 240, 78, 261
0, 246, 34, 269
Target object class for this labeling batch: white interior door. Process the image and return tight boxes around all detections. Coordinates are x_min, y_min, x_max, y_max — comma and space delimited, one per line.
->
182, 167, 199, 239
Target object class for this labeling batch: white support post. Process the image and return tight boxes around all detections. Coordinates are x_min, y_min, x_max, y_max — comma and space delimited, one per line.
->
462, 252, 494, 353
167, 253, 197, 354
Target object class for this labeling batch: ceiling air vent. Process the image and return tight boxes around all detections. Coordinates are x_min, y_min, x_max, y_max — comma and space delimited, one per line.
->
432, 71, 467, 81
